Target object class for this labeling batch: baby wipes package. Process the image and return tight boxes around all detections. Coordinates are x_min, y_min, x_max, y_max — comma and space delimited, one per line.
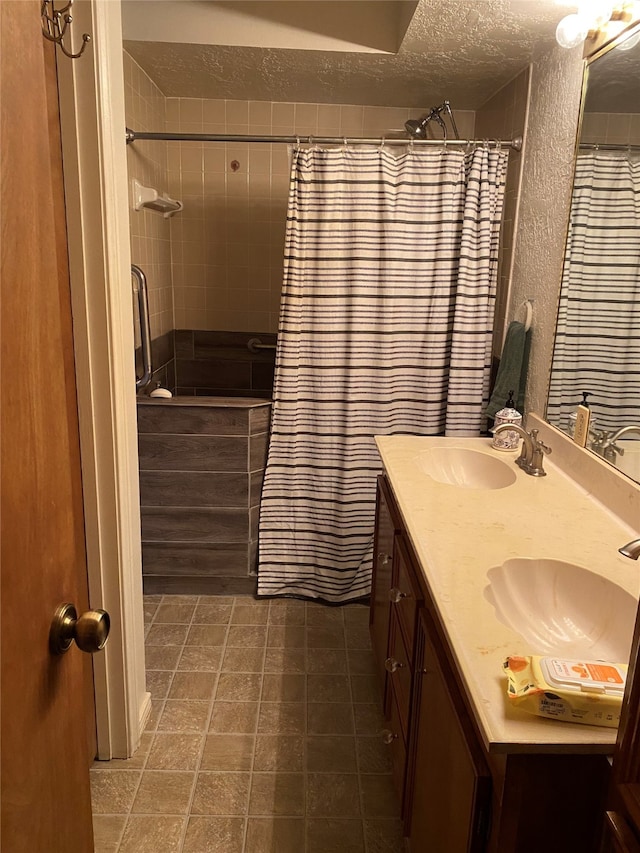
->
504, 655, 628, 729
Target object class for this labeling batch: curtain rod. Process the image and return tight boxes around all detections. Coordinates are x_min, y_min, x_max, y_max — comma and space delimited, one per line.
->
125, 128, 523, 151
579, 142, 640, 151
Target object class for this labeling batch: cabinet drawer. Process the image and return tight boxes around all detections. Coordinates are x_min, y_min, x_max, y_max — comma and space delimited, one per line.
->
391, 534, 423, 654
386, 613, 412, 741
383, 684, 408, 810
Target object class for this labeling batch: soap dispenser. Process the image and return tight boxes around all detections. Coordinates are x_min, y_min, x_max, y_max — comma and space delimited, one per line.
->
571, 391, 594, 447
491, 390, 522, 451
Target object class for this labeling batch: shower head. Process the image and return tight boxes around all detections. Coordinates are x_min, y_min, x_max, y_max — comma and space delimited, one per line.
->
405, 102, 460, 141
404, 117, 428, 138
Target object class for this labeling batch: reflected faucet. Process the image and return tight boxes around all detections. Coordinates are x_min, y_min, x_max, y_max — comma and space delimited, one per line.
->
493, 424, 552, 476
591, 425, 640, 464
619, 538, 640, 560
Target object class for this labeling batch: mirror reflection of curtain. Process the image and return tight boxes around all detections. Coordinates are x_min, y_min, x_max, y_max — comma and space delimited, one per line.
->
258, 145, 508, 603
547, 153, 640, 433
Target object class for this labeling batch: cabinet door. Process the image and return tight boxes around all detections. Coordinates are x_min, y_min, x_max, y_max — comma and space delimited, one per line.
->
370, 476, 400, 690
408, 612, 491, 853
604, 812, 640, 853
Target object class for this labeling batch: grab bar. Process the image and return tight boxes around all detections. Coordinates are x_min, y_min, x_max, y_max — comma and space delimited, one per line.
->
247, 337, 277, 353
131, 264, 152, 390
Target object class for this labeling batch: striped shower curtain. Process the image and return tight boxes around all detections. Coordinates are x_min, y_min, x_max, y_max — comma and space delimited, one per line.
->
547, 154, 640, 431
258, 145, 508, 603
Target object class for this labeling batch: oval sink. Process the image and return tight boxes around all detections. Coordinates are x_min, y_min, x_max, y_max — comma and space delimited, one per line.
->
416, 447, 517, 490
484, 558, 637, 661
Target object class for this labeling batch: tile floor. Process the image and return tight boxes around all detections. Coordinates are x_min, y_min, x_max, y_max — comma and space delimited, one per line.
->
91, 594, 405, 853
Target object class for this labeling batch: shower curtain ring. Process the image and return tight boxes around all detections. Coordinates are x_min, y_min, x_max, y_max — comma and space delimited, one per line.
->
379, 136, 385, 150
296, 136, 301, 148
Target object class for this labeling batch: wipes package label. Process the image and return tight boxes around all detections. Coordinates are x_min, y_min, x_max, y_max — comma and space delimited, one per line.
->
504, 655, 628, 729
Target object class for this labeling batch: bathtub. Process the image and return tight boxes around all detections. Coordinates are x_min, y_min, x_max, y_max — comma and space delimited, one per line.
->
137, 395, 272, 595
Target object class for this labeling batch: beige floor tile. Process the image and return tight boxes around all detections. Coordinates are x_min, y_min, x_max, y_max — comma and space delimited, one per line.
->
356, 737, 393, 774
266, 626, 306, 648
90, 769, 141, 814
183, 816, 246, 853
257, 702, 306, 735
306, 735, 357, 772
307, 626, 346, 648
347, 649, 377, 676
92, 814, 126, 848
307, 773, 361, 817
145, 646, 182, 671
360, 774, 400, 818
144, 700, 164, 732
306, 818, 365, 852
154, 603, 196, 623
186, 624, 228, 646
164, 595, 200, 605
226, 624, 268, 647
131, 770, 195, 814
143, 600, 159, 623
193, 604, 233, 624
92, 732, 152, 771
178, 645, 224, 671
158, 700, 211, 733
201, 734, 255, 771
306, 605, 344, 627
249, 773, 305, 816
363, 819, 406, 852
350, 675, 380, 704
263, 648, 306, 673
344, 605, 370, 628
222, 645, 265, 672
346, 626, 372, 650
253, 735, 304, 772
306, 649, 348, 673
146, 733, 204, 771
191, 772, 251, 815
307, 674, 351, 703
146, 670, 173, 700
118, 815, 185, 853
261, 673, 306, 703
93, 843, 118, 853
231, 604, 270, 625
354, 704, 386, 735
169, 670, 218, 701
145, 624, 190, 646
209, 701, 259, 734
267, 601, 306, 626
198, 595, 236, 606
245, 817, 305, 853
216, 672, 263, 701
308, 702, 354, 735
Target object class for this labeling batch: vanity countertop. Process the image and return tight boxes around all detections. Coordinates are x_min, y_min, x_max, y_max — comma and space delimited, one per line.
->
376, 434, 640, 754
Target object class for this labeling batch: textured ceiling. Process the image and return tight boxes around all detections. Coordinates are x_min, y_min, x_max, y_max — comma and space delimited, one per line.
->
124, 0, 578, 108
584, 28, 640, 113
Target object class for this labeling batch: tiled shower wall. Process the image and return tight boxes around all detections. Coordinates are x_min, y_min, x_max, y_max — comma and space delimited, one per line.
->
163, 98, 475, 334
581, 111, 640, 144
475, 67, 530, 358
124, 51, 173, 341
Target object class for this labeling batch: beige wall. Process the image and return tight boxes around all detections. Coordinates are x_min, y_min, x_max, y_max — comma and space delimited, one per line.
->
475, 67, 530, 357
164, 97, 474, 333
123, 51, 173, 339
509, 44, 585, 418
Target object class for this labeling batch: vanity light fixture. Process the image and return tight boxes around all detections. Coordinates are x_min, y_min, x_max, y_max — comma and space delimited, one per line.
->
556, 1, 639, 48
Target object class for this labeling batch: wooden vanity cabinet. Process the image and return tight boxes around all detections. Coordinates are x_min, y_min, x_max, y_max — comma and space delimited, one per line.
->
370, 473, 611, 853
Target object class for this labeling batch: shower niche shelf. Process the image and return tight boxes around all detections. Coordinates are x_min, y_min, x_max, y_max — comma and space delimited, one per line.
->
131, 179, 183, 218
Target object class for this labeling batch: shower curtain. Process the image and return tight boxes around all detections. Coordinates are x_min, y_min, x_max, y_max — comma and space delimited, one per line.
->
547, 154, 640, 431
258, 145, 508, 603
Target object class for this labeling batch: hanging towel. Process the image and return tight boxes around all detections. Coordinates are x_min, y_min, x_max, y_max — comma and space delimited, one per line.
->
486, 321, 532, 420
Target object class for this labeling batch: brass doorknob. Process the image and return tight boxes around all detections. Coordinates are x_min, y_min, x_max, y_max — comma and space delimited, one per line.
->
49, 603, 111, 655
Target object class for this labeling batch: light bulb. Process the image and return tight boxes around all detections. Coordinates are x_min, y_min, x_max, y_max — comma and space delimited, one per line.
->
579, 0, 615, 27
556, 13, 591, 48
618, 28, 640, 49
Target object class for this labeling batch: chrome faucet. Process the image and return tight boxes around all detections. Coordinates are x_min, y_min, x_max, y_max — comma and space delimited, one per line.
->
591, 425, 640, 464
619, 538, 640, 560
493, 424, 552, 476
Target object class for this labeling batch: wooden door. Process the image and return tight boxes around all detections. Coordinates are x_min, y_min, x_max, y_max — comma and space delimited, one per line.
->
1, 2, 96, 851
370, 475, 399, 696
408, 611, 491, 853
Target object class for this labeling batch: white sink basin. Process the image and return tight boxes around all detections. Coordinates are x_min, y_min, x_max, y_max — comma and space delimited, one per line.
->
484, 558, 637, 661
416, 447, 517, 490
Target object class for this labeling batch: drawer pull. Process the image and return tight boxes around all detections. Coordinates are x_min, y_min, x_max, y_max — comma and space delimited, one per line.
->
381, 729, 398, 745
385, 656, 404, 673
389, 587, 407, 604
378, 552, 391, 566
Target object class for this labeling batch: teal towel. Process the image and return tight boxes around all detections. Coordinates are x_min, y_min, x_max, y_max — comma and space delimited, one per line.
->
486, 321, 532, 420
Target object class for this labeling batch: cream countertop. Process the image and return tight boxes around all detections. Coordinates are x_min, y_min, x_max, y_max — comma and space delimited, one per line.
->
375, 434, 640, 755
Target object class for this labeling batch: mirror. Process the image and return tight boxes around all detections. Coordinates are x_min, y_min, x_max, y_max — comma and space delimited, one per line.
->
546, 22, 640, 484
